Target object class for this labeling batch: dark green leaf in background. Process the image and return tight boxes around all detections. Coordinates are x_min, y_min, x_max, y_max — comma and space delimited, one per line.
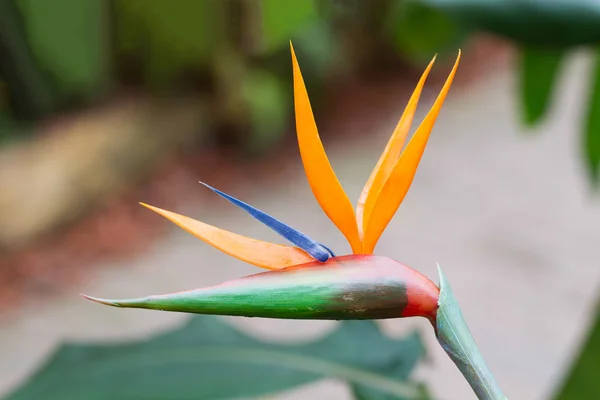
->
554, 303, 600, 399
292, 18, 339, 80
241, 68, 289, 155
16, 0, 110, 98
0, 0, 57, 120
5, 317, 428, 400
583, 49, 600, 184
419, 0, 600, 47
259, 0, 317, 53
519, 47, 566, 126
387, 0, 465, 63
114, 0, 216, 86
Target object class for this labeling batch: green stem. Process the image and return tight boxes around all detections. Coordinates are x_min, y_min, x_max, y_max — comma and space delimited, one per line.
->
435, 264, 507, 400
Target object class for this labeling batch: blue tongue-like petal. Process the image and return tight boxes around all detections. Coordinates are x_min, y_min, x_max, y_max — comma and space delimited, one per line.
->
199, 181, 333, 262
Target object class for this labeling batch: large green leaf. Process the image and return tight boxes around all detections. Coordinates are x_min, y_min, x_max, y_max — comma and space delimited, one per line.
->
583, 49, 600, 184
419, 0, 600, 47
519, 47, 566, 126
554, 304, 600, 399
16, 0, 109, 98
5, 317, 427, 400
259, 0, 317, 53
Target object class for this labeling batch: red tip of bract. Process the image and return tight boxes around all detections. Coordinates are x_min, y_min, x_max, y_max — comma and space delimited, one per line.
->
402, 278, 440, 322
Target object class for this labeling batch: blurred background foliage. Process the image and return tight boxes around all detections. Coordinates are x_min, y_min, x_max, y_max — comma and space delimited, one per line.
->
2, 0, 600, 399
0, 0, 465, 149
2, 0, 600, 176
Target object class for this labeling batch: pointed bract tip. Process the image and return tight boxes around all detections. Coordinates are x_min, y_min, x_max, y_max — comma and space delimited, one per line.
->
139, 202, 156, 211
436, 263, 447, 295
139, 202, 169, 217
80, 293, 121, 307
436, 262, 443, 277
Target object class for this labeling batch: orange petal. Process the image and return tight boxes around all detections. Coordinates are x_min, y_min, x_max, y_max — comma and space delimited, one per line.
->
363, 51, 461, 254
356, 55, 436, 243
290, 42, 361, 253
140, 203, 313, 270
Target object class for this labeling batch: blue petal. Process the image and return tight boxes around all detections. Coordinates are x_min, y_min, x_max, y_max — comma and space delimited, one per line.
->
199, 181, 333, 262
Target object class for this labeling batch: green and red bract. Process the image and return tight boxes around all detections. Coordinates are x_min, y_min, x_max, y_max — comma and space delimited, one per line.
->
84, 255, 439, 322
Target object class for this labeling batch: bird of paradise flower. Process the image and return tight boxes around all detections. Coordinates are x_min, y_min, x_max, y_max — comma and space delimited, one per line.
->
83, 44, 506, 400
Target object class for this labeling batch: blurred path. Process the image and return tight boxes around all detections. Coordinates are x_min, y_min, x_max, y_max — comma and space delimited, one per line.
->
2, 51, 600, 400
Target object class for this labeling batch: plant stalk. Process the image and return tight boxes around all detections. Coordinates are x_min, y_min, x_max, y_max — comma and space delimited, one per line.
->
435, 264, 507, 400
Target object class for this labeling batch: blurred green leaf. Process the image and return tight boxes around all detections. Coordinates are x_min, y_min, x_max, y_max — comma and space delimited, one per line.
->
554, 304, 600, 399
519, 47, 566, 126
353, 384, 432, 400
292, 18, 339, 80
114, 0, 216, 86
583, 49, 600, 183
387, 0, 465, 62
0, 0, 57, 119
16, 0, 109, 97
419, 0, 600, 47
241, 69, 289, 154
5, 317, 427, 400
260, 0, 317, 53
349, 327, 430, 400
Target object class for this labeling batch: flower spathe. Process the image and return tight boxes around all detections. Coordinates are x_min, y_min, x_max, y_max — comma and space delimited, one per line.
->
83, 43, 461, 323
83, 255, 440, 322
